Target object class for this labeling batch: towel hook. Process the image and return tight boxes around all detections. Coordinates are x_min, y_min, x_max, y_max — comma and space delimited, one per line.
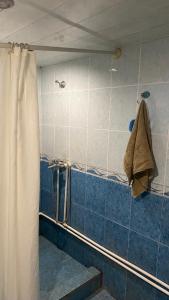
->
137, 90, 150, 104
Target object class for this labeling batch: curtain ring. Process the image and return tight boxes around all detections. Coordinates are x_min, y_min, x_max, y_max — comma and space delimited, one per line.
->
8, 42, 15, 53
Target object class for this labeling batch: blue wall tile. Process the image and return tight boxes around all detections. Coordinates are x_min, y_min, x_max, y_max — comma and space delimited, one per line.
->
83, 244, 104, 272
40, 189, 55, 218
130, 193, 162, 241
84, 210, 104, 245
40, 161, 53, 192
128, 231, 158, 275
104, 219, 129, 259
85, 174, 106, 216
157, 244, 169, 284
126, 272, 156, 300
70, 203, 85, 233
103, 258, 127, 300
155, 290, 169, 300
161, 198, 169, 247
105, 181, 131, 227
58, 169, 66, 222
71, 170, 86, 206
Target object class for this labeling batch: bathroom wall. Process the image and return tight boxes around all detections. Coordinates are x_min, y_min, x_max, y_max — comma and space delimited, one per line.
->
39, 36, 169, 300
39, 37, 169, 195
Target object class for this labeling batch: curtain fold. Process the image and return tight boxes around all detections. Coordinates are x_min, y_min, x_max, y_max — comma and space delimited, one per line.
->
0, 46, 40, 300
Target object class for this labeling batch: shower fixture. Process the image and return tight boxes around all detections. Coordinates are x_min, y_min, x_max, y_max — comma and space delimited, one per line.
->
55, 80, 66, 88
109, 67, 118, 72
0, 0, 14, 9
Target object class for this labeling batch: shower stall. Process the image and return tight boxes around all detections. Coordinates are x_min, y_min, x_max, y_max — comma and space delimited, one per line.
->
1, 33, 169, 300
37, 40, 169, 300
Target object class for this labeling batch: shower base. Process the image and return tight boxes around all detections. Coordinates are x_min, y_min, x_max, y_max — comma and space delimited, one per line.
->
40, 236, 114, 300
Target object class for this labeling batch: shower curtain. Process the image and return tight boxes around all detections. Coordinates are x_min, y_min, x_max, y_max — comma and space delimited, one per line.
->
0, 46, 40, 300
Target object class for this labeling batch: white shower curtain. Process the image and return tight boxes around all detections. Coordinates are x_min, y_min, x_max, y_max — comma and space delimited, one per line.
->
0, 46, 40, 300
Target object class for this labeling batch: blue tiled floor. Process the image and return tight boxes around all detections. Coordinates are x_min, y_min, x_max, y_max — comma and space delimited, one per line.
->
88, 289, 115, 299
39, 236, 100, 299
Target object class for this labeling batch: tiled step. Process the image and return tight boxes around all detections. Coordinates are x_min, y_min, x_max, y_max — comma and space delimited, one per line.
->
40, 236, 101, 300
87, 289, 115, 300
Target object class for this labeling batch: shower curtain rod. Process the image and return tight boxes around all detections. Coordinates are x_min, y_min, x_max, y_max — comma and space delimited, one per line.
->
0, 42, 119, 55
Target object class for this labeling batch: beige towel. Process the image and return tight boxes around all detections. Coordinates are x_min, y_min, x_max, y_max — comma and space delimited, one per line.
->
124, 100, 155, 197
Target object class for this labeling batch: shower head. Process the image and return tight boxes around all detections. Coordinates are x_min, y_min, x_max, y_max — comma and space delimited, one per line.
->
55, 80, 66, 88
0, 0, 14, 9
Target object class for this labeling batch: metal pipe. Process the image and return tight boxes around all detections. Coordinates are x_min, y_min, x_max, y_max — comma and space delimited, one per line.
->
0, 42, 117, 55
63, 164, 69, 223
56, 167, 60, 221
39, 212, 169, 297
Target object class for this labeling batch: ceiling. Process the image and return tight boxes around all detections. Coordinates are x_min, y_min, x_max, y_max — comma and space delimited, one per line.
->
1, 0, 169, 65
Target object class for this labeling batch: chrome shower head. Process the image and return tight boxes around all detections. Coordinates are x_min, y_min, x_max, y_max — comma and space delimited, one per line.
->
0, 0, 14, 9
55, 80, 66, 88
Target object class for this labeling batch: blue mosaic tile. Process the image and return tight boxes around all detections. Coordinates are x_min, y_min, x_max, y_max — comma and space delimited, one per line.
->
130, 192, 162, 241
103, 258, 127, 300
104, 219, 129, 259
157, 244, 169, 284
128, 231, 158, 275
126, 272, 156, 300
71, 170, 86, 206
105, 181, 132, 227
160, 198, 169, 247
84, 210, 105, 245
70, 203, 85, 233
85, 174, 106, 217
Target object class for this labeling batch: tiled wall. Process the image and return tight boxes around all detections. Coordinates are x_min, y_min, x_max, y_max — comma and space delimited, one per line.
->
39, 37, 169, 300
39, 36, 169, 195
40, 162, 169, 300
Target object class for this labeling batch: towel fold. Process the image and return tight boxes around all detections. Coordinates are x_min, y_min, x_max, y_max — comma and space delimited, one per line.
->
124, 100, 155, 198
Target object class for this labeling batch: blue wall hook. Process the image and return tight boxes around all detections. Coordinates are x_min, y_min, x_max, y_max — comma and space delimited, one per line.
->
141, 91, 150, 99
129, 119, 135, 132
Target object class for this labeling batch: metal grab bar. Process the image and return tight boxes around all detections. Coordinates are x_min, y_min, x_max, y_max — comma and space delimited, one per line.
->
40, 156, 71, 223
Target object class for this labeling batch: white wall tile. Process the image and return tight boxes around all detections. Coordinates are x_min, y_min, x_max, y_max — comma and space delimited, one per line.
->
140, 37, 169, 84
87, 129, 108, 170
54, 127, 68, 160
53, 92, 69, 127
109, 86, 137, 131
40, 125, 55, 158
152, 134, 167, 185
108, 131, 130, 174
53, 62, 70, 92
88, 89, 111, 129
69, 127, 87, 165
164, 159, 169, 193
89, 55, 111, 89
111, 44, 140, 87
41, 94, 56, 125
69, 91, 88, 128
139, 84, 169, 134
41, 66, 55, 94
67, 57, 89, 90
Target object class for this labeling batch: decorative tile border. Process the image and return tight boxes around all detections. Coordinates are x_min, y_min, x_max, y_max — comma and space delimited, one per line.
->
40, 153, 169, 199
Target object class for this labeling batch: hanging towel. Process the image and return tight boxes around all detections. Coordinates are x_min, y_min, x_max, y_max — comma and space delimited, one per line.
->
124, 100, 155, 198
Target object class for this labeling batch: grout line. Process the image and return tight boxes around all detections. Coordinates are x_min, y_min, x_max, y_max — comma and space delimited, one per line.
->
85, 56, 90, 172
68, 72, 71, 161
136, 45, 142, 113
106, 87, 112, 177
40, 80, 169, 96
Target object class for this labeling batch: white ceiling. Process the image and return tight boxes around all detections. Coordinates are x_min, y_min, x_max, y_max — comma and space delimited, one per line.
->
1, 0, 169, 65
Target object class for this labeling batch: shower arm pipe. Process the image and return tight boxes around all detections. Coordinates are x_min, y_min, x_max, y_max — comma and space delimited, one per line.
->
0, 42, 120, 55
39, 212, 169, 297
